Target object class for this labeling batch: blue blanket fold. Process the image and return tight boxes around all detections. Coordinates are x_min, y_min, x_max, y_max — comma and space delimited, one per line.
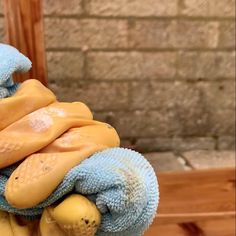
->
0, 43, 31, 98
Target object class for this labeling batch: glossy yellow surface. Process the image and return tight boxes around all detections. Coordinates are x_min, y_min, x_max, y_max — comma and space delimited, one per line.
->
0, 194, 100, 236
51, 194, 101, 236
0, 102, 93, 168
0, 79, 56, 131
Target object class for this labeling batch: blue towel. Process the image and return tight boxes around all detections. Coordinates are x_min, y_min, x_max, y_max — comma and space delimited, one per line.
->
0, 43, 31, 98
0, 148, 159, 236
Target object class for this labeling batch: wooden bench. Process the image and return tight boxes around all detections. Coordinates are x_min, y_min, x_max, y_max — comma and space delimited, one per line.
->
145, 167, 235, 236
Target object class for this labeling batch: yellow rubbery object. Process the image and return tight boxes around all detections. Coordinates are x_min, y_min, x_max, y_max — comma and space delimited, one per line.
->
40, 208, 66, 236
50, 194, 101, 236
0, 210, 39, 236
5, 123, 120, 208
6, 146, 102, 209
0, 79, 56, 131
0, 102, 93, 168
41, 123, 120, 153
0, 210, 13, 235
9, 214, 39, 236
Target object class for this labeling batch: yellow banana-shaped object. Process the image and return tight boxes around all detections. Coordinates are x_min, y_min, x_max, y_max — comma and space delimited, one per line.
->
49, 194, 101, 236
0, 194, 100, 236
40, 208, 66, 236
0, 210, 13, 235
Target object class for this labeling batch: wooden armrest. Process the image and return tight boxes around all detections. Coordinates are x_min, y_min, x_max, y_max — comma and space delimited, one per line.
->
3, 0, 47, 85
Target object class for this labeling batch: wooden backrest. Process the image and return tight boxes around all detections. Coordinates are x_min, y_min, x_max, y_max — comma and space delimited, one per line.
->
3, 0, 47, 85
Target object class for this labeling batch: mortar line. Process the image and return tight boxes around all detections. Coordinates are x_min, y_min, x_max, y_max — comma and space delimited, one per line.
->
76, 106, 235, 113
48, 77, 235, 83
43, 15, 235, 21
45, 48, 235, 52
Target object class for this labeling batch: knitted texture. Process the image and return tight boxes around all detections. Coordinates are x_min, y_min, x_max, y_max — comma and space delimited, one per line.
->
0, 148, 159, 236
0, 43, 31, 98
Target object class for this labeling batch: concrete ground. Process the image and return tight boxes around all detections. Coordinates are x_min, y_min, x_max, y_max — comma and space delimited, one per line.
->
144, 150, 235, 172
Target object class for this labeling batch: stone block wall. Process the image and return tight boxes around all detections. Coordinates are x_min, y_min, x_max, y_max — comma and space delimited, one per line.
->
0, 0, 235, 152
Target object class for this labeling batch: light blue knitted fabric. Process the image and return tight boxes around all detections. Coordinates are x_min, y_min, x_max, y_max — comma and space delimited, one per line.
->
0, 148, 159, 236
0, 43, 31, 98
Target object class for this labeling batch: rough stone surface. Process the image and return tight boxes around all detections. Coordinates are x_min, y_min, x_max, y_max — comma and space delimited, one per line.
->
129, 20, 176, 48
209, 109, 235, 136
218, 21, 236, 48
180, 0, 236, 17
144, 152, 186, 172
49, 81, 129, 111
180, 0, 210, 16
43, 0, 83, 15
129, 20, 229, 49
196, 81, 235, 109
135, 137, 216, 152
94, 109, 203, 138
182, 150, 236, 169
46, 51, 84, 80
44, 18, 82, 48
217, 136, 236, 150
86, 0, 178, 16
176, 21, 219, 48
93, 110, 180, 138
130, 81, 200, 109
130, 81, 235, 110
178, 51, 235, 79
90, 104, 235, 139
129, 81, 235, 136
209, 0, 236, 17
86, 52, 176, 80
135, 138, 177, 152
173, 137, 216, 152
49, 81, 79, 102
44, 18, 128, 49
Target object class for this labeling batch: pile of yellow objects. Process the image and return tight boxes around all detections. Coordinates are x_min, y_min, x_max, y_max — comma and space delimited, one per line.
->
0, 79, 120, 236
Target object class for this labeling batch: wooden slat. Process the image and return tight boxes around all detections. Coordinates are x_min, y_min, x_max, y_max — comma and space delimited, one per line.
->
145, 167, 235, 236
157, 167, 235, 216
146, 218, 236, 236
3, 0, 47, 85
156, 211, 235, 224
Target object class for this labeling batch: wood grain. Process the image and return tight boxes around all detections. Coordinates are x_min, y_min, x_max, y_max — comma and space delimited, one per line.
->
146, 218, 235, 236
3, 0, 47, 85
145, 167, 235, 236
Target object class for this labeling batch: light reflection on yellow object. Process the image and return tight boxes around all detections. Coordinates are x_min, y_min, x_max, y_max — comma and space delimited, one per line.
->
0, 194, 100, 236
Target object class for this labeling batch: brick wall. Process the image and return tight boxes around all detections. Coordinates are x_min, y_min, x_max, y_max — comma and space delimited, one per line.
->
0, 0, 235, 152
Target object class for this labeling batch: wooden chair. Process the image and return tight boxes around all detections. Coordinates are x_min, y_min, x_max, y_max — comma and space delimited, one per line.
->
3, 1, 235, 235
